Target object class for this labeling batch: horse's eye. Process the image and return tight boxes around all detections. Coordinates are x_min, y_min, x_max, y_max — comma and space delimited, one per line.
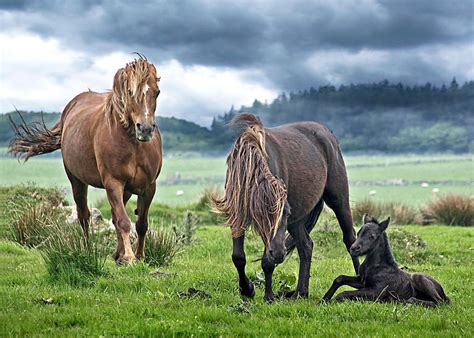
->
128, 89, 133, 96
371, 234, 377, 239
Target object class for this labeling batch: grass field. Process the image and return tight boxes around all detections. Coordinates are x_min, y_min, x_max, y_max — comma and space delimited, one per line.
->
0, 152, 472, 206
0, 219, 473, 335
0, 156, 473, 336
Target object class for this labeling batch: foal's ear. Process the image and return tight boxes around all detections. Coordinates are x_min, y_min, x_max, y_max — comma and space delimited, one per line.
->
363, 214, 371, 224
378, 217, 391, 231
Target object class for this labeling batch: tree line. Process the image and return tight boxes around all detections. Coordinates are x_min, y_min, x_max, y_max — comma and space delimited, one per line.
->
211, 78, 473, 153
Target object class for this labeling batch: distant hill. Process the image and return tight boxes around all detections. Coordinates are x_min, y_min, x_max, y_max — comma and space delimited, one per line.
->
2, 79, 473, 154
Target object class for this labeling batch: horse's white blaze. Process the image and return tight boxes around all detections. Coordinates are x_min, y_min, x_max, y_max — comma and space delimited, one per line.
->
143, 84, 150, 118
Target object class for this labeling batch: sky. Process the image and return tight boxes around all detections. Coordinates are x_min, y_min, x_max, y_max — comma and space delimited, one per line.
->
0, 0, 473, 126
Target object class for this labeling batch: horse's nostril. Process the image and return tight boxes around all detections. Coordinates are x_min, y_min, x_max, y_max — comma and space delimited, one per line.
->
152, 123, 156, 129
136, 123, 142, 130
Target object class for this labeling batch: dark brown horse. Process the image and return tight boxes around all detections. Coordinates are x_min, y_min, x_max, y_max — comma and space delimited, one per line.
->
212, 113, 359, 302
9, 56, 162, 263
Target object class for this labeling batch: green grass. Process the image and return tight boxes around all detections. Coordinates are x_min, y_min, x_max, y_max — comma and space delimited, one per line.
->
0, 154, 472, 206
0, 184, 473, 336
0, 224, 473, 336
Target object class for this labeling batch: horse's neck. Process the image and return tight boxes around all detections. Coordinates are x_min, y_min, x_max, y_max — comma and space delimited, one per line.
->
365, 233, 397, 267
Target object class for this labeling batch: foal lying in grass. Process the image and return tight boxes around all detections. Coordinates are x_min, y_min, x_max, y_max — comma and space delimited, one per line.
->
322, 214, 450, 307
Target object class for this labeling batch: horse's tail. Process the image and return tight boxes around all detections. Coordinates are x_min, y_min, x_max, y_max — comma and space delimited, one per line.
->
210, 113, 287, 245
8, 111, 62, 161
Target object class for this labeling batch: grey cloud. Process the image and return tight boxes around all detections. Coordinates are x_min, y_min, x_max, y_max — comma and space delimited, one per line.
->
1, 0, 473, 97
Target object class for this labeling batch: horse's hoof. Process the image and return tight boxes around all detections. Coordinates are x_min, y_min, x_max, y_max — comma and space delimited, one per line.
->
264, 294, 275, 303
117, 254, 136, 265
240, 282, 255, 299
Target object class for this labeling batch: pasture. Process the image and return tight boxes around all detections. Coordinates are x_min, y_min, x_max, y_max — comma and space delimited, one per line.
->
0, 151, 472, 206
0, 153, 473, 336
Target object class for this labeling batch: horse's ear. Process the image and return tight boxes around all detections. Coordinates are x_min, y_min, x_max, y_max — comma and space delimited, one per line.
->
378, 217, 390, 231
363, 214, 371, 224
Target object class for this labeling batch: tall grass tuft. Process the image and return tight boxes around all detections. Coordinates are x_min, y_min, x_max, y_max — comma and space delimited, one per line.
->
421, 194, 473, 226
41, 220, 110, 286
144, 227, 181, 267
7, 188, 67, 247
352, 198, 420, 225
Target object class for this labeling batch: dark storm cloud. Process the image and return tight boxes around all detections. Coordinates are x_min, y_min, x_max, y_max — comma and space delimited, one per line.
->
1, 0, 473, 89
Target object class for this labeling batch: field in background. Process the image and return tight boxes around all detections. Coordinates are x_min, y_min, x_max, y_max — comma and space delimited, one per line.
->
0, 152, 471, 206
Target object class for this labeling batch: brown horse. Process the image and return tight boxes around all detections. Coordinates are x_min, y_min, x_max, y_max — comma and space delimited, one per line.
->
9, 56, 162, 263
212, 113, 359, 302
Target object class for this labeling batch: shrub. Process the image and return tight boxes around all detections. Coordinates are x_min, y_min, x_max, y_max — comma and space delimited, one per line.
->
388, 228, 428, 264
352, 199, 420, 225
421, 194, 473, 226
144, 227, 181, 267
41, 220, 110, 286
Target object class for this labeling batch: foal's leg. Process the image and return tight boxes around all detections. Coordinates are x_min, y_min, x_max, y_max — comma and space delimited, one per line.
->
232, 235, 255, 298
65, 169, 90, 235
322, 275, 364, 302
105, 180, 135, 263
285, 223, 313, 299
335, 287, 384, 302
135, 183, 156, 259
112, 191, 132, 261
411, 273, 449, 305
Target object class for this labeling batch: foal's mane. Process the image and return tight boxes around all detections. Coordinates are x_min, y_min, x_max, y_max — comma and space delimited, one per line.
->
106, 56, 156, 128
211, 113, 287, 245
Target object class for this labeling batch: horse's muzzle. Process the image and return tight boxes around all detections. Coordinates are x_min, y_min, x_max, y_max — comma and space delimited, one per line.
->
268, 248, 285, 265
136, 122, 154, 142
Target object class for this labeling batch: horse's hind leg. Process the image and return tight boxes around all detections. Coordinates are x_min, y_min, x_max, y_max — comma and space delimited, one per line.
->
411, 273, 449, 305
232, 235, 255, 298
65, 168, 90, 235
285, 220, 314, 299
112, 190, 132, 261
135, 183, 155, 260
323, 167, 359, 274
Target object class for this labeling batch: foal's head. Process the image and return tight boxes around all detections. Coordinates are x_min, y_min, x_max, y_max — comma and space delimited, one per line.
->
350, 214, 391, 257
112, 57, 160, 142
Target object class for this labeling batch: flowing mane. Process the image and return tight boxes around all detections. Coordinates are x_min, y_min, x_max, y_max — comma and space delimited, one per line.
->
106, 56, 158, 129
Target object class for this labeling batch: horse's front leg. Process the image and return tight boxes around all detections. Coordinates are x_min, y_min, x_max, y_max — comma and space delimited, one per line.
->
135, 183, 156, 260
322, 275, 364, 302
105, 179, 135, 264
262, 253, 276, 303
232, 236, 254, 298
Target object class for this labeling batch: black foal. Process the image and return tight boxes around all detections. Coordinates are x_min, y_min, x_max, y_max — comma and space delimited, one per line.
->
322, 214, 450, 307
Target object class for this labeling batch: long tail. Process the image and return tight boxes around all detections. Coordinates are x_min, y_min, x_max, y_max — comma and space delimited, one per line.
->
210, 113, 287, 245
8, 111, 61, 161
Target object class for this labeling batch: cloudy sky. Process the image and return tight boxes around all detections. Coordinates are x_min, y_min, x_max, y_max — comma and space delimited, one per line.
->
0, 0, 473, 126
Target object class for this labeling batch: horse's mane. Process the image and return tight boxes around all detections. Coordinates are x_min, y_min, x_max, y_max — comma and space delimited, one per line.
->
211, 113, 287, 245
106, 56, 156, 129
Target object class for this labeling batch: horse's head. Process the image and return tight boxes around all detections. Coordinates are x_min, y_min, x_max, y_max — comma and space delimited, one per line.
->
112, 57, 161, 142
266, 201, 291, 265
350, 214, 390, 257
